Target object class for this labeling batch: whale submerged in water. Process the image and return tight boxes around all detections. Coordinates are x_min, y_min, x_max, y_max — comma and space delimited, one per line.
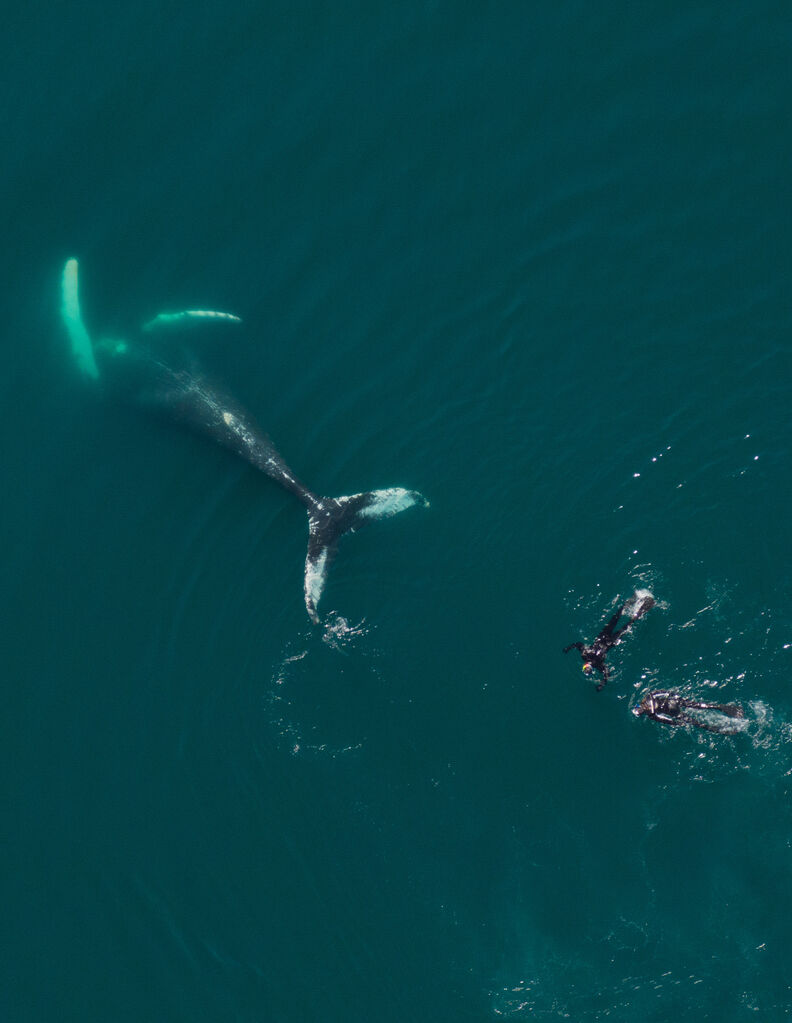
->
60, 259, 427, 621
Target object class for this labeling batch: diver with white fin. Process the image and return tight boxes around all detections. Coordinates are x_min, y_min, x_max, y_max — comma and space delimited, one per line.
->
563, 589, 655, 690
60, 258, 428, 622
633, 690, 746, 734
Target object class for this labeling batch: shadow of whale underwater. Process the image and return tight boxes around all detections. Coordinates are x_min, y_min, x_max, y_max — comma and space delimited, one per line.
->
60, 259, 428, 622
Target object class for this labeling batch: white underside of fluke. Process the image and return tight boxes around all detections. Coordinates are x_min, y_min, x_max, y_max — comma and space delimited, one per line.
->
304, 547, 329, 621
355, 487, 426, 519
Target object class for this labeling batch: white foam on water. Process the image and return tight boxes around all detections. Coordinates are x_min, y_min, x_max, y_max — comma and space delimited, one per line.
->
322, 612, 368, 650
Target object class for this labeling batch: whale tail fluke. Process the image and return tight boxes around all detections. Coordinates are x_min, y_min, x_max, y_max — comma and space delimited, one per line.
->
304, 488, 428, 622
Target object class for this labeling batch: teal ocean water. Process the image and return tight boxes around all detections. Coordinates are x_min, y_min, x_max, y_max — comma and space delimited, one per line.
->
4, 3, 792, 1019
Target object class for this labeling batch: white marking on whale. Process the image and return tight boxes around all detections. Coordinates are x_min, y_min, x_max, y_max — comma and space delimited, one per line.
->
304, 547, 329, 616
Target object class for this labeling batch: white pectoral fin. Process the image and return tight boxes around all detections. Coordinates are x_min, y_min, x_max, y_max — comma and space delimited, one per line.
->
61, 259, 99, 379
142, 310, 242, 332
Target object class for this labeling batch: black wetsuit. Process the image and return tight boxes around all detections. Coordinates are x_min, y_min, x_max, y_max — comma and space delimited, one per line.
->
634, 690, 745, 733
563, 593, 655, 690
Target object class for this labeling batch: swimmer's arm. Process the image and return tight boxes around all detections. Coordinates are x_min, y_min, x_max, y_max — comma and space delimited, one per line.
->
562, 642, 584, 654
595, 664, 609, 691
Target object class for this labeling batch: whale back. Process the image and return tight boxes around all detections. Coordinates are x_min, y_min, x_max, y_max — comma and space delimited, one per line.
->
97, 339, 316, 506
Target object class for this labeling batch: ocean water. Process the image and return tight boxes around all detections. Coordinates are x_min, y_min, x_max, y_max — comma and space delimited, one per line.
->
4, 2, 792, 1019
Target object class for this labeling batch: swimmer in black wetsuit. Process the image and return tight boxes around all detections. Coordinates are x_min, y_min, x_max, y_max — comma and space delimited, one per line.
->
633, 690, 745, 733
563, 589, 655, 690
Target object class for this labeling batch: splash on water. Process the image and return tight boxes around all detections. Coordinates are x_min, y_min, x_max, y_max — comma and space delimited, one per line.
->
322, 612, 369, 651
261, 620, 372, 757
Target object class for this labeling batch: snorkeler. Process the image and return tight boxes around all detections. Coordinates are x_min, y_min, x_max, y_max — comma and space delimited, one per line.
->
563, 589, 655, 690
633, 690, 745, 734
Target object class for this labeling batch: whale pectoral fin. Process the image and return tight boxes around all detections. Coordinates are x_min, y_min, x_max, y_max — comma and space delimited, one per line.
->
142, 310, 243, 332
61, 259, 99, 379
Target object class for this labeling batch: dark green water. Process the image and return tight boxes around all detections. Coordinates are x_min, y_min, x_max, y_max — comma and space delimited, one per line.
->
4, 2, 792, 1019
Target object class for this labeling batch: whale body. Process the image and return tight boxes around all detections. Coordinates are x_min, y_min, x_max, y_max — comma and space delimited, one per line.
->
60, 259, 427, 621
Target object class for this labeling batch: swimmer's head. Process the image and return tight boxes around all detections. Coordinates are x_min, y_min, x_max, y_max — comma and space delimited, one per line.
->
634, 693, 654, 716
582, 662, 593, 675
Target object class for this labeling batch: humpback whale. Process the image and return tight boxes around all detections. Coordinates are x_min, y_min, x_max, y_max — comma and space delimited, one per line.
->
60, 259, 427, 621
